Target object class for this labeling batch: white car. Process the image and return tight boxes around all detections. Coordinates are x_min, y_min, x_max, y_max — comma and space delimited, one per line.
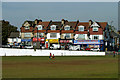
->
69, 45, 80, 51
24, 46, 33, 49
90, 48, 100, 52
50, 44, 60, 49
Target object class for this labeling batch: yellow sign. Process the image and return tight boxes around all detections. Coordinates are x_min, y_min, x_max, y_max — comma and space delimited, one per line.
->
49, 39, 59, 43
46, 39, 48, 42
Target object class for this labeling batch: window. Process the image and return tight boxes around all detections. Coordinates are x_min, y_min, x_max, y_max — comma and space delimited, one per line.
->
50, 33, 57, 38
24, 33, 31, 37
25, 41, 31, 46
93, 35, 99, 40
93, 26, 98, 31
78, 34, 85, 40
25, 26, 30, 30
64, 26, 70, 30
50, 25, 56, 30
65, 33, 71, 38
12, 38, 14, 42
37, 25, 42, 30
16, 38, 18, 42
78, 26, 84, 31
37, 33, 44, 37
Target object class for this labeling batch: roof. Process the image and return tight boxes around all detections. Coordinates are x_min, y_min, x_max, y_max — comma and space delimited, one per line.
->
76, 22, 89, 31
9, 32, 20, 38
26, 21, 33, 24
37, 21, 50, 29
110, 31, 120, 38
62, 21, 77, 30
96, 22, 108, 30
22, 20, 33, 27
48, 22, 62, 30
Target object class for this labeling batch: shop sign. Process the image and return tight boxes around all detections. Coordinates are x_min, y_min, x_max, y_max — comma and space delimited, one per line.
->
74, 40, 104, 44
33, 38, 45, 42
21, 39, 32, 42
60, 40, 72, 43
49, 39, 59, 43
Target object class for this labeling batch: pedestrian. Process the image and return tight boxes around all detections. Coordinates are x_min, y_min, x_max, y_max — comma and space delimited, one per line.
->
52, 54, 55, 59
113, 51, 116, 57
49, 53, 52, 59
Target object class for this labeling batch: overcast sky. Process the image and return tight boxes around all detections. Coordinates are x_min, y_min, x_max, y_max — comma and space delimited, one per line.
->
2, 2, 118, 31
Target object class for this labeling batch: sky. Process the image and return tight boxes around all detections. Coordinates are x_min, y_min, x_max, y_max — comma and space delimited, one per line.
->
2, 2, 118, 31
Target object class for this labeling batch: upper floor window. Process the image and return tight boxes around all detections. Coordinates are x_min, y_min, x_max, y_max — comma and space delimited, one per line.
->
65, 33, 71, 38
50, 33, 57, 38
64, 25, 70, 30
78, 26, 84, 31
93, 26, 98, 31
93, 35, 99, 40
37, 33, 44, 37
50, 25, 56, 30
78, 34, 85, 40
25, 26, 30, 30
36, 25, 42, 30
24, 33, 31, 37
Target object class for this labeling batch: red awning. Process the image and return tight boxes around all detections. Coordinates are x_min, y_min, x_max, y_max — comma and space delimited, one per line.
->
33, 38, 45, 42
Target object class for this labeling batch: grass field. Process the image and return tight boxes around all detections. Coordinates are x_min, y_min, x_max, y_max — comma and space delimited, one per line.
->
2, 55, 118, 78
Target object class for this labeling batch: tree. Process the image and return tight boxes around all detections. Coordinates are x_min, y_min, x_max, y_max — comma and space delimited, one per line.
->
2, 20, 18, 45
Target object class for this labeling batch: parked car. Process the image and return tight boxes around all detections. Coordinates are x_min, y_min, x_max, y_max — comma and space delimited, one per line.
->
42, 46, 45, 49
24, 45, 33, 49
85, 47, 91, 51
90, 48, 100, 52
2, 45, 10, 48
69, 45, 80, 51
50, 44, 60, 50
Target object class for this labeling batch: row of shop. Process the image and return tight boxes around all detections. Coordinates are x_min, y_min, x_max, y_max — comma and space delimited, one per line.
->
21, 38, 104, 51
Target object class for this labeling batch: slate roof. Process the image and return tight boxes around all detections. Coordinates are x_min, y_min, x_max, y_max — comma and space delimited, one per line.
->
9, 32, 20, 38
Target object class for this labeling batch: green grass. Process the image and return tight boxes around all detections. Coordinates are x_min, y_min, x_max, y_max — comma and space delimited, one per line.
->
2, 55, 118, 78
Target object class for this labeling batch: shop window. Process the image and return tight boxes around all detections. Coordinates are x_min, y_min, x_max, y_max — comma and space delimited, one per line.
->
78, 34, 85, 40
50, 33, 57, 38
12, 38, 14, 42
93, 35, 99, 40
50, 25, 56, 30
64, 26, 70, 30
26, 41, 31, 46
16, 38, 18, 42
93, 26, 98, 31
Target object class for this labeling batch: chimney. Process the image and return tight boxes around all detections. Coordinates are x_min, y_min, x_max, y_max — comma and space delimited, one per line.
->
89, 20, 93, 26
61, 19, 65, 25
35, 19, 38, 24
39, 19, 42, 22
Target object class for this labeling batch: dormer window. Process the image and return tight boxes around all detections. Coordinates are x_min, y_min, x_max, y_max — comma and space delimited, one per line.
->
50, 25, 56, 30
93, 26, 98, 31
36, 25, 42, 30
78, 26, 84, 31
25, 26, 30, 30
64, 25, 70, 30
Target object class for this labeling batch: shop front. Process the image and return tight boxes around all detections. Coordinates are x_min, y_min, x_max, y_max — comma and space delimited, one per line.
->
74, 40, 104, 51
45, 39, 59, 49
21, 39, 32, 47
59, 39, 73, 50
33, 37, 45, 48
